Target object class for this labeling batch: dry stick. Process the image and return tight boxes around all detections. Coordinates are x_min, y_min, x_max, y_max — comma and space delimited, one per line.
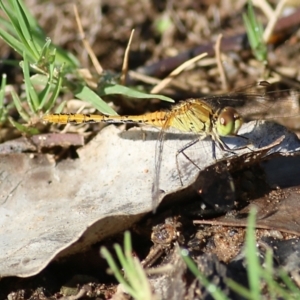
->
134, 8, 300, 81
73, 4, 103, 75
128, 70, 161, 85
253, 0, 288, 43
59, 5, 102, 134
120, 29, 135, 86
252, 0, 274, 20
130, 68, 201, 92
263, 0, 287, 43
214, 34, 228, 92
150, 52, 208, 94
266, 0, 299, 86
61, 104, 87, 134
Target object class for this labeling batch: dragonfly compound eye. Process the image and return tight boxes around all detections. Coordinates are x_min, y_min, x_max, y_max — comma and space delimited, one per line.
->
217, 107, 243, 136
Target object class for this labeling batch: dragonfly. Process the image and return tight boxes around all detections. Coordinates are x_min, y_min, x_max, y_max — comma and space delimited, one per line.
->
42, 81, 300, 211
43, 100, 243, 207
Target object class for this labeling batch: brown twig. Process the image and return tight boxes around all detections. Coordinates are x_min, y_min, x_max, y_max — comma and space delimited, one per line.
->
150, 52, 207, 94
133, 7, 300, 80
262, 0, 287, 43
73, 4, 103, 75
214, 34, 228, 92
121, 29, 135, 86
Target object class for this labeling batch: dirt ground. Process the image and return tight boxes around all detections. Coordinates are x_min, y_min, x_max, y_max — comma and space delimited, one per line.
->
1, 0, 300, 299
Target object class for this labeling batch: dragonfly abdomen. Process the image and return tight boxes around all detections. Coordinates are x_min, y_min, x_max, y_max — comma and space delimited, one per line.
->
43, 113, 109, 124
43, 111, 169, 127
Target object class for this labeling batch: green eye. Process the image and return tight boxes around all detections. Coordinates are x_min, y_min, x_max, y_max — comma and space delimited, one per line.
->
216, 107, 243, 136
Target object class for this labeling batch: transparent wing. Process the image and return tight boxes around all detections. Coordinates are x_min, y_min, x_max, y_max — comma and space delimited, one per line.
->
152, 115, 175, 212
151, 82, 300, 212
200, 82, 300, 131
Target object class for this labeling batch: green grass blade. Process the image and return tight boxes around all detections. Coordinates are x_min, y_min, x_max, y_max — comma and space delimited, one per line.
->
120, 234, 140, 295
243, 0, 267, 63
101, 244, 139, 298
15, 0, 77, 68
99, 83, 174, 103
101, 232, 153, 300
9, 117, 39, 135
0, 0, 78, 66
74, 85, 118, 115
116, 232, 153, 300
21, 54, 39, 113
114, 244, 136, 296
0, 1, 19, 30
123, 231, 136, 273
11, 0, 40, 59
245, 208, 261, 300
52, 45, 79, 67
100, 247, 131, 288
16, 0, 44, 36
0, 73, 7, 121
262, 248, 276, 300
0, 12, 15, 31
42, 66, 64, 112
0, 28, 24, 53
0, 73, 6, 103
0, 0, 33, 58
226, 278, 253, 299
54, 100, 67, 114
278, 269, 300, 297
37, 76, 53, 111
181, 248, 230, 300
38, 37, 54, 67
10, 90, 30, 121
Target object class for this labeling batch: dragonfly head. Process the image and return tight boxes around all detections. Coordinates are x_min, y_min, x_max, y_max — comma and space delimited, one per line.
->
216, 107, 243, 136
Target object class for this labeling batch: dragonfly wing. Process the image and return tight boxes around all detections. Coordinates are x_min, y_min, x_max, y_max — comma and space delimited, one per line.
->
152, 117, 174, 212
152, 101, 214, 212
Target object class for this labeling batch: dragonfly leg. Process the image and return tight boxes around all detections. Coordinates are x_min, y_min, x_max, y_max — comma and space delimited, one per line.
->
232, 134, 252, 150
176, 136, 206, 186
214, 133, 246, 156
219, 134, 253, 153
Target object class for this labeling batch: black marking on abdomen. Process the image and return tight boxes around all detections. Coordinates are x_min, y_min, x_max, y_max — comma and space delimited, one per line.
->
85, 119, 97, 124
